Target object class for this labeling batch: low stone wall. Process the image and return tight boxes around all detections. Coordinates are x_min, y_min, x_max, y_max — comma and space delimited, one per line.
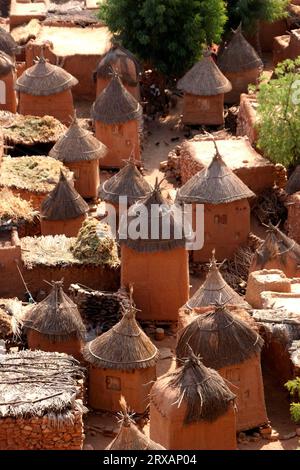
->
0, 406, 84, 450
237, 94, 259, 145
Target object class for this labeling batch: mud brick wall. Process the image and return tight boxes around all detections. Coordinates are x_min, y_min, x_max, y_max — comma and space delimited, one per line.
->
237, 94, 259, 145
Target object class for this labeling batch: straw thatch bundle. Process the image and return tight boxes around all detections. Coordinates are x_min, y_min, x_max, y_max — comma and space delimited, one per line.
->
23, 281, 86, 342
0, 188, 36, 223
286, 165, 300, 195
3, 115, 67, 146
0, 350, 85, 422
49, 116, 107, 163
41, 171, 89, 221
176, 147, 254, 204
151, 352, 236, 424
0, 156, 72, 193
0, 26, 18, 57
177, 53, 232, 96
255, 223, 300, 267
96, 45, 141, 86
99, 159, 153, 205
187, 251, 250, 310
21, 235, 78, 268
217, 27, 263, 73
0, 307, 12, 339
15, 56, 78, 96
10, 19, 41, 46
83, 303, 159, 370
72, 218, 120, 268
0, 51, 14, 78
106, 396, 164, 450
91, 74, 142, 124
176, 305, 263, 369
119, 183, 189, 252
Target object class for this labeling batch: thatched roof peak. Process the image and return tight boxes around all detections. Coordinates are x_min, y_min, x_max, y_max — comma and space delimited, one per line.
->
0, 51, 14, 77
49, 114, 107, 163
217, 26, 263, 73
41, 171, 89, 221
255, 223, 300, 265
187, 250, 250, 309
0, 26, 18, 58
96, 44, 141, 86
151, 351, 236, 424
176, 304, 263, 369
176, 146, 255, 204
23, 281, 86, 341
91, 73, 142, 124
15, 55, 78, 96
83, 299, 159, 370
177, 54, 232, 96
106, 397, 165, 450
100, 158, 153, 205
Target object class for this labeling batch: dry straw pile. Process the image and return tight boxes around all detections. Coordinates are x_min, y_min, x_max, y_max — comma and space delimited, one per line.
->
0, 188, 36, 223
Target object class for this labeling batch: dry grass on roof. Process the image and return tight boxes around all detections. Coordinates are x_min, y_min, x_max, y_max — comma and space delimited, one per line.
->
3, 115, 66, 146
10, 19, 42, 45
0, 156, 72, 193
0, 188, 36, 223
0, 350, 85, 423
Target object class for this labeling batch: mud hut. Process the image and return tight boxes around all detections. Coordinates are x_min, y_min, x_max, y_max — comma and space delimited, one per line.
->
99, 157, 153, 220
150, 352, 236, 450
41, 171, 89, 237
91, 73, 142, 168
15, 55, 78, 125
250, 223, 300, 278
186, 251, 250, 311
96, 44, 141, 100
0, 350, 85, 450
0, 51, 16, 113
49, 116, 107, 199
176, 145, 254, 262
83, 302, 159, 413
23, 281, 86, 361
106, 397, 164, 450
217, 26, 263, 104
0, 26, 18, 58
177, 52, 232, 126
176, 305, 267, 432
119, 183, 189, 323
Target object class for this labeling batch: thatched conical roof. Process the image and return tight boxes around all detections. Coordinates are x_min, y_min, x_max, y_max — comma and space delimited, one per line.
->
286, 165, 300, 195
177, 53, 232, 96
217, 26, 263, 73
0, 26, 18, 58
119, 181, 190, 252
151, 352, 236, 424
49, 116, 107, 163
99, 158, 153, 205
0, 51, 14, 78
176, 304, 263, 369
41, 171, 89, 221
187, 251, 250, 310
15, 55, 78, 96
23, 281, 86, 341
96, 45, 141, 86
255, 223, 300, 266
91, 73, 142, 124
176, 146, 254, 204
83, 303, 159, 370
106, 397, 165, 450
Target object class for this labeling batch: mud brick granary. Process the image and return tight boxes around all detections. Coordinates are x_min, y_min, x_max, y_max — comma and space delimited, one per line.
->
176, 144, 254, 262
23, 280, 86, 361
95, 44, 141, 100
15, 54, 78, 125
83, 301, 159, 413
217, 26, 263, 105
177, 51, 232, 126
41, 171, 89, 237
49, 116, 107, 199
150, 353, 237, 450
0, 26, 18, 59
176, 305, 268, 432
0, 51, 16, 113
91, 73, 142, 168
119, 183, 189, 323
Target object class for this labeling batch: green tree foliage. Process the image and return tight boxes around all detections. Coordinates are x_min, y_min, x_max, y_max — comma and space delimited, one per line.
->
256, 58, 300, 167
226, 0, 289, 33
99, 0, 227, 76
285, 377, 300, 423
